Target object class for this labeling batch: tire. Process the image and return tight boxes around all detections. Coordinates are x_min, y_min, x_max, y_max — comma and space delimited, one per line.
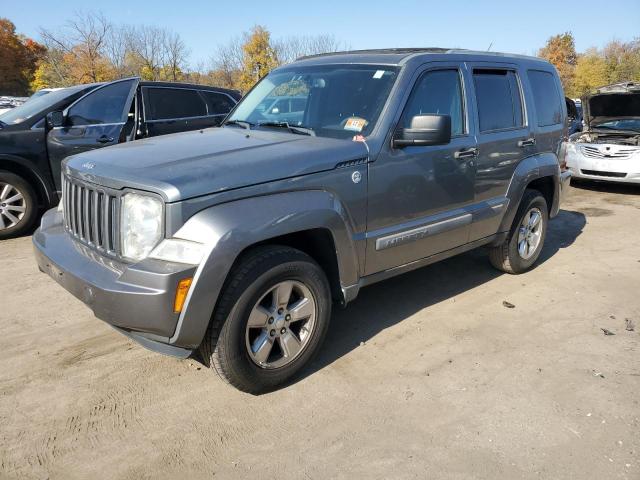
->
489, 189, 548, 274
200, 245, 332, 394
0, 171, 38, 240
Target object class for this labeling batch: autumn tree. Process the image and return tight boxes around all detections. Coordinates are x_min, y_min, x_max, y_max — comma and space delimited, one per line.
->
573, 48, 609, 96
0, 18, 45, 95
539, 32, 578, 95
40, 12, 114, 84
238, 26, 279, 92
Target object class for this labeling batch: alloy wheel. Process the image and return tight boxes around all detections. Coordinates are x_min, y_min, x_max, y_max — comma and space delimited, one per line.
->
245, 280, 317, 369
0, 182, 26, 231
517, 207, 543, 260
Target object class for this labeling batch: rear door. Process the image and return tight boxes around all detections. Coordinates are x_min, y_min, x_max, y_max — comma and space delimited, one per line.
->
46, 78, 138, 185
142, 86, 210, 136
466, 64, 532, 241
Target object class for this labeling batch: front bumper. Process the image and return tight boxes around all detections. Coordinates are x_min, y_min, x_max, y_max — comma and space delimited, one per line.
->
33, 208, 196, 358
566, 143, 640, 184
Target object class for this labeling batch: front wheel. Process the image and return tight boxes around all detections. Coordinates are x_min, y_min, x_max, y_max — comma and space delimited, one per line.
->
0, 171, 38, 240
489, 189, 548, 274
200, 246, 332, 394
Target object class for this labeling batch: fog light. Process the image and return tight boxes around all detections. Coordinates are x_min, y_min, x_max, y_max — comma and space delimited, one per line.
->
174, 278, 193, 313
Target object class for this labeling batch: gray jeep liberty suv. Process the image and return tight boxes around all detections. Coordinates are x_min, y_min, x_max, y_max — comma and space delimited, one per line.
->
34, 49, 572, 393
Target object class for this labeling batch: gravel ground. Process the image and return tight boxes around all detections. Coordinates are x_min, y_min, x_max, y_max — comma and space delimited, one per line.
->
0, 182, 639, 479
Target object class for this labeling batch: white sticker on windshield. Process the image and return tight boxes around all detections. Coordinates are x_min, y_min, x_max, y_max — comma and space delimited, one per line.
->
373, 70, 385, 79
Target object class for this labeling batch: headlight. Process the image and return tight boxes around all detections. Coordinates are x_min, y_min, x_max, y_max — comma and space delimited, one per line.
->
121, 193, 163, 262
149, 238, 206, 265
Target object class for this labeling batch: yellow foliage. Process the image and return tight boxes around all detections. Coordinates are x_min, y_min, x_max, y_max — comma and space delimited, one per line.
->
238, 26, 279, 93
573, 51, 609, 97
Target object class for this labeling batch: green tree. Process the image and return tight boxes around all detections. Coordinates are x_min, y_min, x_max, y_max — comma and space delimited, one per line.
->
238, 26, 279, 92
538, 32, 578, 95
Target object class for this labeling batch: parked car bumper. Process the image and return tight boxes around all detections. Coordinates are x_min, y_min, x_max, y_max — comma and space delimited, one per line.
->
565, 142, 640, 184
33, 208, 196, 358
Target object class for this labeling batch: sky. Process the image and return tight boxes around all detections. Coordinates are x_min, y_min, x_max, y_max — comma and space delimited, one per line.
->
3, 0, 639, 66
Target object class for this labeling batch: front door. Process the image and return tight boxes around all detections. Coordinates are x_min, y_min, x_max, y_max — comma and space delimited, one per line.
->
46, 78, 138, 190
365, 65, 477, 275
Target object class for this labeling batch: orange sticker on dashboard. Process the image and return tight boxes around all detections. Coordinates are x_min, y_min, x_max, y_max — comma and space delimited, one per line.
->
344, 117, 368, 132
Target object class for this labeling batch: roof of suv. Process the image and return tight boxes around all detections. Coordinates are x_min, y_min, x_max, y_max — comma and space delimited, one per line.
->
294, 48, 547, 67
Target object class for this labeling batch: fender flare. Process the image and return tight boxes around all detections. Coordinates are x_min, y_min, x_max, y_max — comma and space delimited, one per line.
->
168, 190, 359, 348
497, 152, 561, 234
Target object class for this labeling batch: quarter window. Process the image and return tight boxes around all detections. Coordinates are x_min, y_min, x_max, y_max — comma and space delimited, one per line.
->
402, 69, 465, 136
67, 80, 135, 126
473, 70, 524, 132
528, 70, 563, 126
201, 91, 235, 116
145, 87, 207, 120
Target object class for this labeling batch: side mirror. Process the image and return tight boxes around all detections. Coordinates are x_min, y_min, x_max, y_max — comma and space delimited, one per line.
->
46, 110, 65, 128
393, 114, 452, 148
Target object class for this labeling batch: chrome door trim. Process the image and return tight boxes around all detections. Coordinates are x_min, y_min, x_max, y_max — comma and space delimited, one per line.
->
374, 213, 472, 251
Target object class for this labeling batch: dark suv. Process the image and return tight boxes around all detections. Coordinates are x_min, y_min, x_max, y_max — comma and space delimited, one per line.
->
0, 79, 240, 238
34, 49, 571, 393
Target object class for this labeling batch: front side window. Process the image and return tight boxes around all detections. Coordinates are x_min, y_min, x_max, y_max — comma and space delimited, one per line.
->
401, 69, 465, 136
473, 70, 524, 132
528, 70, 563, 126
145, 87, 207, 121
67, 80, 135, 126
228, 64, 400, 140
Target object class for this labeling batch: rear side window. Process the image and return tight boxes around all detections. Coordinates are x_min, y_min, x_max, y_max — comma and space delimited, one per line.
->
201, 91, 235, 115
67, 80, 135, 126
473, 70, 524, 132
145, 87, 207, 120
528, 70, 563, 126
402, 69, 465, 136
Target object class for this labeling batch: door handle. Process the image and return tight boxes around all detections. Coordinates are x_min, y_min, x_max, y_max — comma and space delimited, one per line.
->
97, 135, 114, 144
518, 138, 536, 148
454, 147, 478, 159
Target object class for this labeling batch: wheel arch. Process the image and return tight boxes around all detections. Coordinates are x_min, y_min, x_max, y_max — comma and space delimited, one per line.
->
0, 155, 55, 208
497, 152, 561, 235
168, 190, 360, 348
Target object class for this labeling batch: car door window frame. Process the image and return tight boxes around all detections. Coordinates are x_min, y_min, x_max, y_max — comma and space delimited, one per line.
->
471, 66, 528, 134
63, 78, 139, 128
385, 62, 472, 150
142, 86, 235, 123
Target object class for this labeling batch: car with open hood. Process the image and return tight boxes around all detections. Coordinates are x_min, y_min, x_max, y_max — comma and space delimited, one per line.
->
565, 82, 640, 183
33, 48, 571, 393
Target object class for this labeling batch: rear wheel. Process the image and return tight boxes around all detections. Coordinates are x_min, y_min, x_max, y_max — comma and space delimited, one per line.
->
200, 246, 332, 394
489, 189, 548, 274
0, 171, 38, 240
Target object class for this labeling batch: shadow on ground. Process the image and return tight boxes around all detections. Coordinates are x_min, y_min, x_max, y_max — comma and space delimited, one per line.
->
293, 209, 587, 387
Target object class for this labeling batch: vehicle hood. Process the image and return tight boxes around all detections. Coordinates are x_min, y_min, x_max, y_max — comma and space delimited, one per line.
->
582, 82, 640, 130
64, 127, 369, 202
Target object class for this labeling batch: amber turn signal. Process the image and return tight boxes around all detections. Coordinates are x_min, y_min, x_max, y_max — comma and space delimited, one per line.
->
174, 278, 193, 313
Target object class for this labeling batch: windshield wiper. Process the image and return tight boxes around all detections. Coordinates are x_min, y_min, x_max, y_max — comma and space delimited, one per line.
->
257, 121, 315, 136
223, 119, 253, 130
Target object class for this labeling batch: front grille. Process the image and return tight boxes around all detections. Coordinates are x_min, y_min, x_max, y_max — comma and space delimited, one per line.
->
62, 176, 120, 255
580, 169, 627, 178
581, 145, 638, 159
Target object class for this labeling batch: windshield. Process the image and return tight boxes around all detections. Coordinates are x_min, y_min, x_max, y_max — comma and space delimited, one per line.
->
0, 86, 83, 125
593, 118, 640, 132
228, 64, 400, 140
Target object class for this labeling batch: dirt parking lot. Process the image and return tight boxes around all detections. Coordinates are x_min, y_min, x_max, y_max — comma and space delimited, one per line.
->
0, 183, 639, 480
